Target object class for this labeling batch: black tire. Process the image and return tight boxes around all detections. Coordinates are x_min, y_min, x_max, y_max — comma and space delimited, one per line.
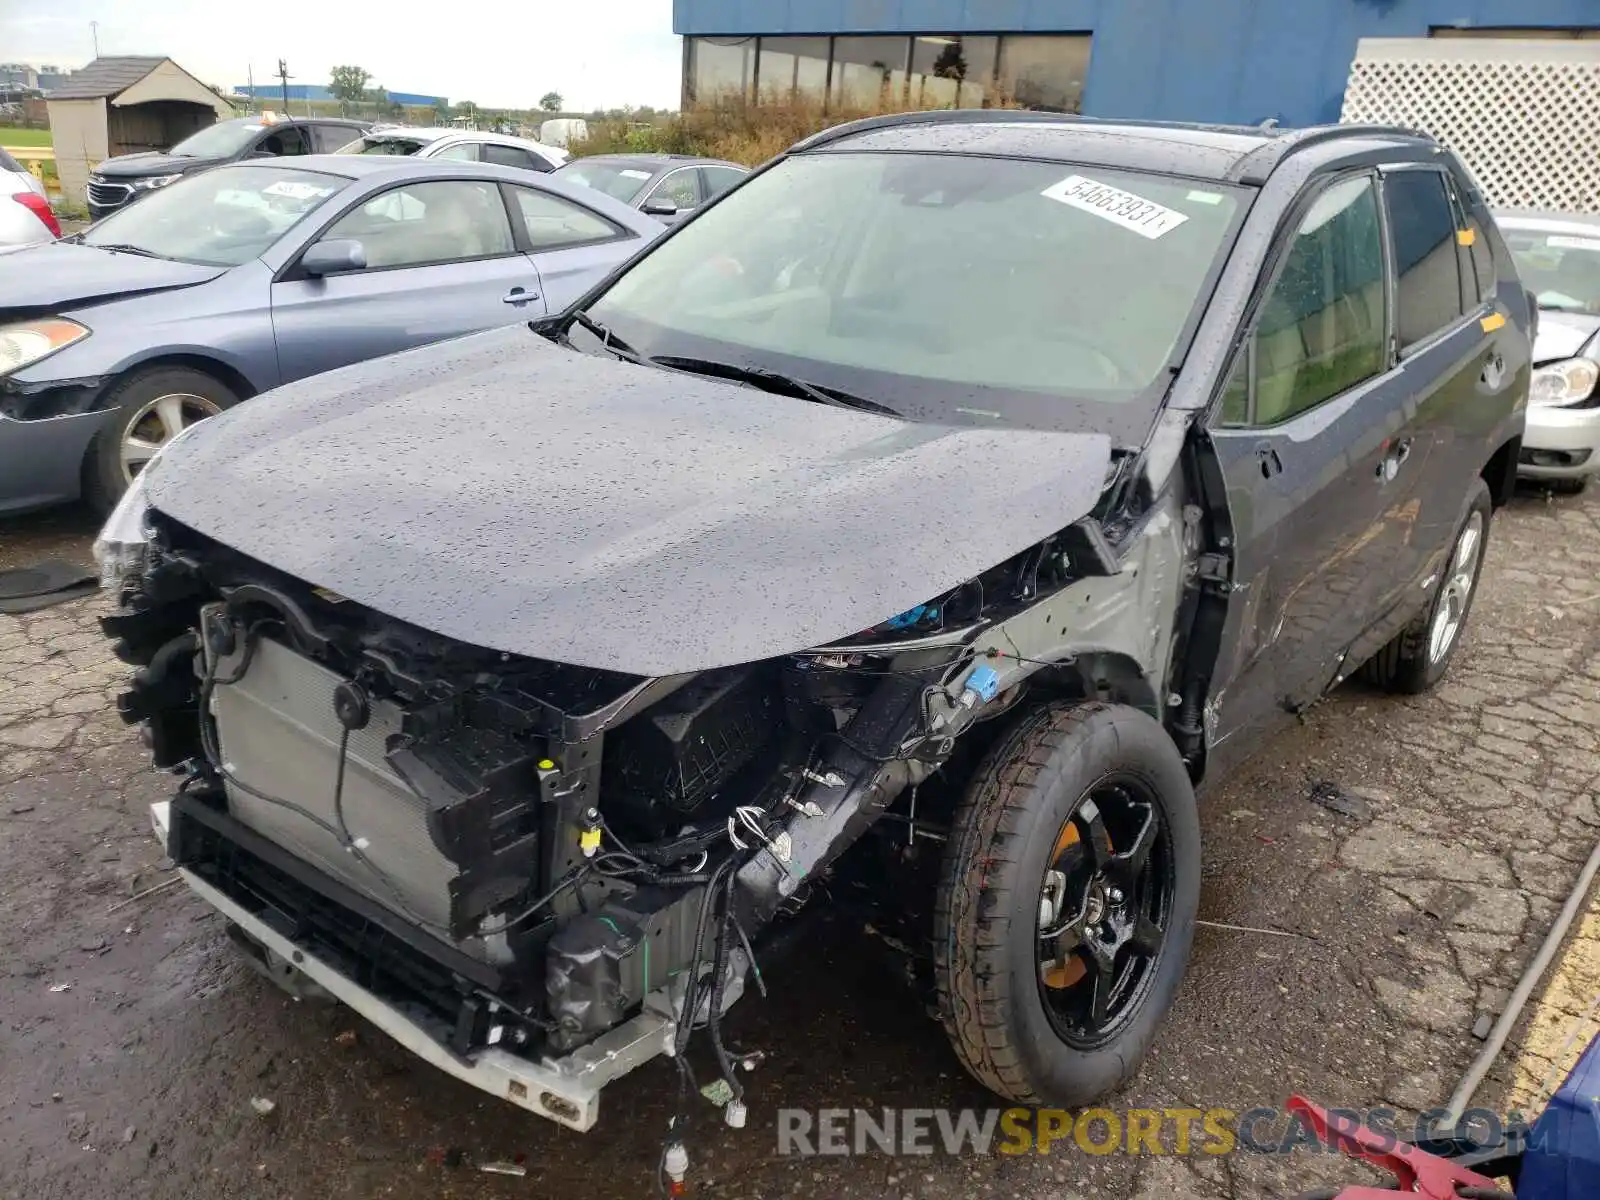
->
1361, 478, 1493, 695
82, 366, 239, 516
1550, 476, 1590, 497
933, 701, 1201, 1107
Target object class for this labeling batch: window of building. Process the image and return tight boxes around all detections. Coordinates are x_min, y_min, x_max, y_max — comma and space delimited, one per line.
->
998, 35, 1091, 112
756, 36, 830, 101
1383, 169, 1467, 348
909, 35, 999, 107
1431, 26, 1600, 39
1250, 175, 1387, 425
689, 36, 757, 102
830, 37, 911, 109
685, 33, 1091, 114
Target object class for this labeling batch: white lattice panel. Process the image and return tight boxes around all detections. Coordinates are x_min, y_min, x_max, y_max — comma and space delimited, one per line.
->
1341, 38, 1600, 214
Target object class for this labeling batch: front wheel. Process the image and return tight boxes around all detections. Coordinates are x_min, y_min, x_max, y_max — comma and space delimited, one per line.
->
83, 366, 239, 516
933, 701, 1201, 1107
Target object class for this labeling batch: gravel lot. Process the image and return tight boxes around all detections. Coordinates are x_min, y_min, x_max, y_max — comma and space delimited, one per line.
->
2, 487, 1598, 1200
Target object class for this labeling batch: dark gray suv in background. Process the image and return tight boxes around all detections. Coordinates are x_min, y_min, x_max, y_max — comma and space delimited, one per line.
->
98, 113, 1527, 1165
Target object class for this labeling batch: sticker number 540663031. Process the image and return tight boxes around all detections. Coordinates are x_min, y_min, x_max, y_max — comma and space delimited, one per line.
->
1040, 174, 1190, 239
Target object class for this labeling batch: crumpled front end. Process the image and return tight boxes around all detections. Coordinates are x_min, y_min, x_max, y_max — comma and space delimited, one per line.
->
101, 447, 1185, 1135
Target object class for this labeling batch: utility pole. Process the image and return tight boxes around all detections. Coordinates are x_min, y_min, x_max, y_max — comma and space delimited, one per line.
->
90, 21, 99, 59
276, 58, 292, 115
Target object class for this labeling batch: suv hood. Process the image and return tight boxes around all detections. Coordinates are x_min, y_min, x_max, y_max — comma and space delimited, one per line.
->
1534, 309, 1600, 364
95, 152, 215, 178
0, 242, 226, 313
145, 326, 1112, 675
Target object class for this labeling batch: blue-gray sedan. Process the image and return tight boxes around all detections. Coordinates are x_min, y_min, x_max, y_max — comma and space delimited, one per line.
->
0, 155, 662, 515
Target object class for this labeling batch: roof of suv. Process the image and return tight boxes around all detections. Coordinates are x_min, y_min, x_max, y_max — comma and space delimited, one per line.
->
798, 112, 1437, 186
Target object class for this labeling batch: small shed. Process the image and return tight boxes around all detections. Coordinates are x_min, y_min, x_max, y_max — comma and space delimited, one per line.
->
47, 56, 232, 203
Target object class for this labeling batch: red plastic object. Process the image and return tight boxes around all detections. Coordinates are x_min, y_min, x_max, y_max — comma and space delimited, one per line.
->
13, 191, 60, 238
1286, 1096, 1503, 1198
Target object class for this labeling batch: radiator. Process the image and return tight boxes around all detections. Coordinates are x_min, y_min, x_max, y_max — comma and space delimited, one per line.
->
210, 637, 460, 936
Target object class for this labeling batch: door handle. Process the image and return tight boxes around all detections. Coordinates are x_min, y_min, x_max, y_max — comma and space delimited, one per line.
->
1377, 436, 1412, 483
502, 287, 540, 306
1255, 444, 1283, 479
1481, 351, 1506, 389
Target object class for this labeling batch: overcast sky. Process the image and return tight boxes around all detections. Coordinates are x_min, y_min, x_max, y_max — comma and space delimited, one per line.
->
1, 1, 684, 110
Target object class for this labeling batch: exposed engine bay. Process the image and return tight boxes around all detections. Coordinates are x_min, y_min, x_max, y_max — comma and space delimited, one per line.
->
102, 472, 1195, 1147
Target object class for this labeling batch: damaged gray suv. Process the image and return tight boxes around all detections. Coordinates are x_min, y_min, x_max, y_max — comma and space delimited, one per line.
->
96, 114, 1528, 1158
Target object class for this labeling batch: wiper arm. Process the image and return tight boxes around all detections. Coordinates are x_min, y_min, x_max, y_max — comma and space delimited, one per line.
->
650, 355, 900, 417
568, 310, 647, 364
90, 242, 157, 258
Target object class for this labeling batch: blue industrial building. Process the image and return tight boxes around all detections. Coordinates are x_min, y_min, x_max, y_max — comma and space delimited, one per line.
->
232, 84, 447, 107
672, 0, 1600, 126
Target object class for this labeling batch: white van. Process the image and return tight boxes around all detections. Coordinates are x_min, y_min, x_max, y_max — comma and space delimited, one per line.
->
539, 118, 590, 149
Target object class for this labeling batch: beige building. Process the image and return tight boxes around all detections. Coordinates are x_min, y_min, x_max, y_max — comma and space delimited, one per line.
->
46, 56, 233, 204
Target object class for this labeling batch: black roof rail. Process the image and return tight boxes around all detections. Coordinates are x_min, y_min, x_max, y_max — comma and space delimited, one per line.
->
1228, 123, 1434, 184
789, 108, 1286, 154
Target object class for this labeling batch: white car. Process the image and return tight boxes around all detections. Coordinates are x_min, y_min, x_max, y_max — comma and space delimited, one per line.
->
336, 126, 567, 173
0, 147, 58, 250
1498, 209, 1600, 492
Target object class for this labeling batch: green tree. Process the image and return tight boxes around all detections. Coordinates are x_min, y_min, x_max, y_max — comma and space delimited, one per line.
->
455, 100, 479, 126
433, 97, 450, 123
539, 91, 563, 113
328, 65, 371, 115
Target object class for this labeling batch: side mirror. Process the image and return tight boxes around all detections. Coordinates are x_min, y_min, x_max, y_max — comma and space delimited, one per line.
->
640, 197, 678, 218
301, 238, 367, 277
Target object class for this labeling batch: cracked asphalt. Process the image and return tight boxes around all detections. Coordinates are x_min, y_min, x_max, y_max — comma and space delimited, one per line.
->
2, 487, 1599, 1200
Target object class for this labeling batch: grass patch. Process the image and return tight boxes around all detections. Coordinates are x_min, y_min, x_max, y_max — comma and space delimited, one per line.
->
0, 127, 52, 148
570, 91, 1024, 166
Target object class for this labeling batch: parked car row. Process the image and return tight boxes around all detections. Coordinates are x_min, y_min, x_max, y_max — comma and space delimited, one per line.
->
335, 124, 568, 172
86, 114, 372, 221
92, 115, 1533, 1155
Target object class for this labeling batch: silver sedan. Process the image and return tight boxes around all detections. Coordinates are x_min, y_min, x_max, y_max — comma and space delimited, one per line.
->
0, 155, 661, 516
1498, 209, 1600, 491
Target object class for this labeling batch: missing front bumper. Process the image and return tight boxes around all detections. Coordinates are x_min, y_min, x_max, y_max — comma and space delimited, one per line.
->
149, 800, 678, 1132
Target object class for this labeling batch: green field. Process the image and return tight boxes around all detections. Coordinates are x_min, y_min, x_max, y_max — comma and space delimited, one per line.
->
0, 127, 52, 148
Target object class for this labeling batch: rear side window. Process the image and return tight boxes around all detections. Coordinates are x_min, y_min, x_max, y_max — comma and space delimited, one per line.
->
510, 187, 626, 250
1463, 206, 1497, 302
310, 125, 354, 153
1442, 176, 1480, 310
484, 143, 549, 172
431, 142, 481, 162
702, 165, 745, 199
1248, 174, 1388, 425
1384, 170, 1466, 347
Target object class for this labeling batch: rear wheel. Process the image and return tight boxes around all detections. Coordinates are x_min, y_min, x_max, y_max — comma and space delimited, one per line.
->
933, 702, 1200, 1106
83, 366, 239, 516
1362, 478, 1492, 694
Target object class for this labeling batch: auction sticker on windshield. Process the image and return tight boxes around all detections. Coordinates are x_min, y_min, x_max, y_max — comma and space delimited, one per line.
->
1041, 175, 1190, 239
263, 180, 334, 201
